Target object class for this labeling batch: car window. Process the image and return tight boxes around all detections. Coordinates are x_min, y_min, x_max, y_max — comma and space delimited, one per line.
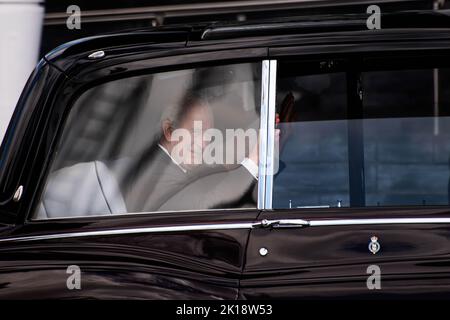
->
33, 62, 262, 219
273, 70, 349, 209
273, 59, 450, 209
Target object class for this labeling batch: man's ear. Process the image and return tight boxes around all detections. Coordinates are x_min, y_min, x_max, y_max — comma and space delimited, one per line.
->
162, 119, 173, 142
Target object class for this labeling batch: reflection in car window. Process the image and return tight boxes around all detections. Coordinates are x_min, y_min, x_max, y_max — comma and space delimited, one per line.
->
34, 63, 261, 219
274, 60, 450, 209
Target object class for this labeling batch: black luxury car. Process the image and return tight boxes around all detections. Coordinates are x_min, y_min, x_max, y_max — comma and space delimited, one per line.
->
2, 9, 450, 299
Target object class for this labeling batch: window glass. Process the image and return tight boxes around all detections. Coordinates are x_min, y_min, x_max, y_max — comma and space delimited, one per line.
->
34, 62, 261, 219
273, 60, 450, 209
363, 68, 450, 206
273, 68, 349, 209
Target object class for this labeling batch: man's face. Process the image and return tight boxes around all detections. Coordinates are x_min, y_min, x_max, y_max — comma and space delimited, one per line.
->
169, 103, 214, 169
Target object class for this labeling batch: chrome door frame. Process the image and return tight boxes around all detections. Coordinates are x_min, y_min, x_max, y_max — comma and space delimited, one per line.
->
258, 59, 277, 210
4, 217, 450, 243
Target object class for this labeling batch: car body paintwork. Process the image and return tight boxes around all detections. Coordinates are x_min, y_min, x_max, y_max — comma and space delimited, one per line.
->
2, 10, 450, 299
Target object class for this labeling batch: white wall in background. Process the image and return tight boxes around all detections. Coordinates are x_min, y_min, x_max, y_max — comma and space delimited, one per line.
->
0, 0, 44, 143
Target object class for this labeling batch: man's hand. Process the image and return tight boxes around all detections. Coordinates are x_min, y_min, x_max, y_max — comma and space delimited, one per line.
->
277, 92, 297, 151
279, 92, 296, 123
248, 134, 259, 165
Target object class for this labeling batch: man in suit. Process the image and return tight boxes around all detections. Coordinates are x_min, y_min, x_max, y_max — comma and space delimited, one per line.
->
121, 93, 260, 213
36, 91, 260, 219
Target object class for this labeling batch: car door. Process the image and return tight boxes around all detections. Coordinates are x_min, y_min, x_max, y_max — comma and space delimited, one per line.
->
241, 45, 450, 299
0, 40, 268, 299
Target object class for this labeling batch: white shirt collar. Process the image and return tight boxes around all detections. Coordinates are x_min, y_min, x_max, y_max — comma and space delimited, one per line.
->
158, 143, 187, 173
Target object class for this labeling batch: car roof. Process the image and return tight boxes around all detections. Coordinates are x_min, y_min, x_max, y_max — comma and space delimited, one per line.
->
200, 9, 450, 40
44, 9, 450, 70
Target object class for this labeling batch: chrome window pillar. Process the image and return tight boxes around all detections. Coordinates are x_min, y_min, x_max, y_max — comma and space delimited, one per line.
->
257, 61, 269, 209
5, 218, 450, 243
257, 60, 277, 210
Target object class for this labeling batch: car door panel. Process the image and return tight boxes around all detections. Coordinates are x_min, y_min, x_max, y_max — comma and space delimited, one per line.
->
0, 38, 268, 299
241, 209, 450, 299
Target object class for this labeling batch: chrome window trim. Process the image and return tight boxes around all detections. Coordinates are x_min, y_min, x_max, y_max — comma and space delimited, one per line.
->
308, 218, 450, 227
258, 217, 450, 228
32, 60, 267, 221
260, 217, 450, 228
4, 217, 450, 243
257, 60, 270, 209
0, 222, 258, 243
